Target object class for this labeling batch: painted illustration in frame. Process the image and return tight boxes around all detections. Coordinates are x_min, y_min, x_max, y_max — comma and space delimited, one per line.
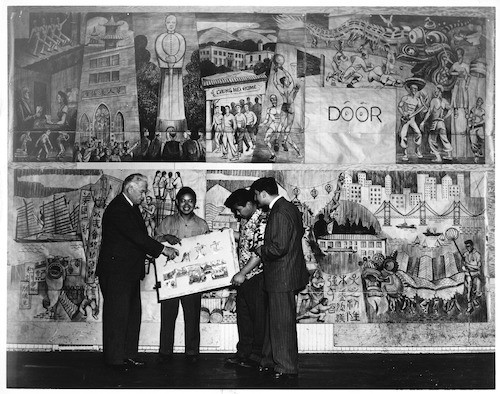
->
154, 229, 239, 301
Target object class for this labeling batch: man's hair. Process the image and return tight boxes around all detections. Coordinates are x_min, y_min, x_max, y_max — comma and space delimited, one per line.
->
176, 186, 197, 202
122, 173, 146, 192
251, 177, 278, 195
465, 240, 474, 246
224, 188, 255, 209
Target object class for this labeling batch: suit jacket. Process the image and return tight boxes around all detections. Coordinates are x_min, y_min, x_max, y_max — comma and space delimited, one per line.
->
97, 193, 164, 281
260, 197, 309, 293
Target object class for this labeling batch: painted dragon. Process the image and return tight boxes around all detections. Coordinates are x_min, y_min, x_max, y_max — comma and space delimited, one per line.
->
274, 14, 475, 90
274, 14, 411, 48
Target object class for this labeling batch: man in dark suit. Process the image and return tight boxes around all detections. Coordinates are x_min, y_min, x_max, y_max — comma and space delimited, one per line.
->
97, 173, 178, 370
251, 177, 309, 380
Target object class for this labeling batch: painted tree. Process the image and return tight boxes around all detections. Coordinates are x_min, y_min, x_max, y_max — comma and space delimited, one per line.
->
135, 35, 160, 135
253, 57, 272, 77
183, 50, 206, 132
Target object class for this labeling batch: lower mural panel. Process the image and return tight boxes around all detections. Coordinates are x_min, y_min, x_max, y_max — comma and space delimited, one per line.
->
206, 169, 488, 324
7, 167, 490, 346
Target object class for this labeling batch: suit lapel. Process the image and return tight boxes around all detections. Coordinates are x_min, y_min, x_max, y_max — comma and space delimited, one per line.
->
121, 194, 147, 232
132, 204, 146, 231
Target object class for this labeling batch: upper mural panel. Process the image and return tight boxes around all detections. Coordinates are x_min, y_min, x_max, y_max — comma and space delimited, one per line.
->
8, 8, 494, 164
11, 10, 206, 163
278, 13, 491, 164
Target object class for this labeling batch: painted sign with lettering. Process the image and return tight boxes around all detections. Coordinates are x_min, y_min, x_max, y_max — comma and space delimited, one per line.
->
305, 87, 396, 163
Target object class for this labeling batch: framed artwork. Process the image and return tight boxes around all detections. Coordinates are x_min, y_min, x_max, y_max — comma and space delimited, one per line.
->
153, 229, 239, 301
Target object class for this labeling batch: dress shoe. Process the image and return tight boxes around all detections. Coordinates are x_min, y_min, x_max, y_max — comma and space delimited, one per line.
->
186, 355, 199, 364
258, 365, 273, 373
273, 372, 298, 380
239, 358, 259, 369
225, 355, 243, 365
124, 358, 145, 368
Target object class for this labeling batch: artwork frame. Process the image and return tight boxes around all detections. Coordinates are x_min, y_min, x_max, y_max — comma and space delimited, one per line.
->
153, 229, 239, 301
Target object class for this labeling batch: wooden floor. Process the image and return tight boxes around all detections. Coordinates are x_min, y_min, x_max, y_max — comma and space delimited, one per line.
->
7, 351, 495, 389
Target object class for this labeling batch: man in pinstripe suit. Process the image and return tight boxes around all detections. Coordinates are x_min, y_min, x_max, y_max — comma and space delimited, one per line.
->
251, 177, 310, 380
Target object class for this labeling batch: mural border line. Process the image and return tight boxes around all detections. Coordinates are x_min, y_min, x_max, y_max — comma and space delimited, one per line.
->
6, 344, 495, 354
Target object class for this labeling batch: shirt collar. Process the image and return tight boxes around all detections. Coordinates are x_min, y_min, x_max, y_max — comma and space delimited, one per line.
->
122, 192, 134, 206
269, 195, 281, 209
248, 208, 262, 224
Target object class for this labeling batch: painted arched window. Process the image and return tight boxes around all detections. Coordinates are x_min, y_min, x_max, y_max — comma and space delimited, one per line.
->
114, 112, 125, 143
79, 113, 91, 143
94, 104, 110, 144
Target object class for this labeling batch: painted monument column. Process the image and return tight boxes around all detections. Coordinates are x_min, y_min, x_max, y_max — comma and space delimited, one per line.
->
155, 14, 187, 132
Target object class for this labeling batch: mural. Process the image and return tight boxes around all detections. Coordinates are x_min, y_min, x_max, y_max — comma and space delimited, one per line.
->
205, 170, 487, 323
11, 11, 206, 163
12, 11, 83, 162
196, 13, 280, 162
10, 10, 492, 164
8, 169, 206, 322
7, 7, 493, 349
133, 12, 206, 162
274, 13, 489, 164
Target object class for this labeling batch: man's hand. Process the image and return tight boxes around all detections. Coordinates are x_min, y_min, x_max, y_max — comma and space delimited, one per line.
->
231, 272, 246, 286
253, 246, 262, 257
158, 234, 181, 245
162, 246, 179, 260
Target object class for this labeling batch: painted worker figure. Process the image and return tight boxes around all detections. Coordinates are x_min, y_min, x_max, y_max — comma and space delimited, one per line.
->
468, 97, 485, 163
261, 94, 282, 163
398, 80, 426, 161
273, 64, 302, 158
461, 240, 482, 314
420, 84, 453, 163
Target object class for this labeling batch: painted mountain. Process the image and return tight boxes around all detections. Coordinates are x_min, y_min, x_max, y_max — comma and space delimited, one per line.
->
198, 27, 239, 45
198, 27, 276, 45
232, 29, 275, 44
